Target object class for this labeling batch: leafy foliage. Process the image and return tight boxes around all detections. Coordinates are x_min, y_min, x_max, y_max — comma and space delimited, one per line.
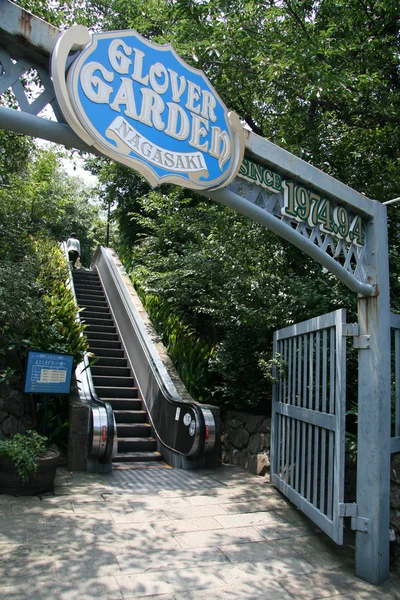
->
124, 183, 354, 409
0, 430, 47, 482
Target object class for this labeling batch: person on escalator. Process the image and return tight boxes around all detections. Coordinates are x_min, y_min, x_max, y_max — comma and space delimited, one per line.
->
66, 233, 81, 269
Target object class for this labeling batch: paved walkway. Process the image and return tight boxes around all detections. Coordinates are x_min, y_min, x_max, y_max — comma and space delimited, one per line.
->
0, 464, 399, 600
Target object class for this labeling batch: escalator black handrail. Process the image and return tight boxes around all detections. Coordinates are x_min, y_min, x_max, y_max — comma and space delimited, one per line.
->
94, 246, 216, 459
62, 243, 115, 463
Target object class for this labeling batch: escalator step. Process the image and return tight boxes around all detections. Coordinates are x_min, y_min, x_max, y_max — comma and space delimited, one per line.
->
91, 365, 131, 377
117, 423, 151, 437
94, 357, 128, 367
113, 410, 147, 423
92, 375, 135, 387
113, 451, 162, 462
101, 398, 143, 410
89, 347, 125, 357
118, 437, 157, 452
95, 387, 139, 399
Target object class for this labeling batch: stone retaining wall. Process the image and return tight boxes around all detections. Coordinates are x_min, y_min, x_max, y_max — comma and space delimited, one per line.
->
0, 382, 32, 439
220, 410, 271, 477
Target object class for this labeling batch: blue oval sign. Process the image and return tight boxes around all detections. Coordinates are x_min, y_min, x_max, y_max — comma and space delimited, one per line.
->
52, 26, 244, 190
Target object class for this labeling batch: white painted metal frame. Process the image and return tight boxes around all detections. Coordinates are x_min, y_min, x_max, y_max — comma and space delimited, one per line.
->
271, 309, 347, 544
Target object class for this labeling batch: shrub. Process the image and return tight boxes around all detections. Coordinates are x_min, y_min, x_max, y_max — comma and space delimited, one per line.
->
0, 430, 47, 482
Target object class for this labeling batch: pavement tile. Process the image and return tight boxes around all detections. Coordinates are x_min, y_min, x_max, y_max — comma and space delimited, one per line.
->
1, 576, 123, 600
254, 519, 319, 541
0, 549, 61, 580
0, 529, 28, 544
299, 550, 355, 571
220, 497, 290, 512
116, 546, 229, 575
56, 553, 122, 581
127, 496, 191, 510
26, 526, 96, 545
184, 487, 279, 506
328, 594, 397, 600
0, 514, 48, 531
116, 565, 225, 597
173, 525, 266, 549
151, 516, 223, 534
277, 568, 393, 599
217, 556, 316, 583
133, 596, 177, 600
219, 538, 306, 563
112, 508, 170, 524
162, 504, 228, 520
177, 580, 293, 599
214, 510, 286, 529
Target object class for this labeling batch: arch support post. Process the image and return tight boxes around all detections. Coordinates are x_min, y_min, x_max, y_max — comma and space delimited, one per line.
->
355, 201, 391, 584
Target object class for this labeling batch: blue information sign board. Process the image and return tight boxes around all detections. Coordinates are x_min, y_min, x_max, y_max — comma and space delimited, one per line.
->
24, 351, 74, 395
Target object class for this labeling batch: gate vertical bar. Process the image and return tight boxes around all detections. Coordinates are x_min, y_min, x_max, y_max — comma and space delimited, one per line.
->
356, 201, 391, 584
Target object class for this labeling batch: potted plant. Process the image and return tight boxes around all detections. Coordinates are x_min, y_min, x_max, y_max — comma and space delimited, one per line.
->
0, 430, 59, 495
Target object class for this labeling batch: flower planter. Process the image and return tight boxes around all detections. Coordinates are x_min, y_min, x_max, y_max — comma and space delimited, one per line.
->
0, 450, 59, 496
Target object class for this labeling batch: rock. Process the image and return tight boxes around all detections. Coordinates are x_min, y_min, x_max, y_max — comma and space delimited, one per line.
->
226, 416, 244, 429
230, 428, 249, 449
391, 454, 400, 484
2, 389, 25, 417
248, 432, 267, 455
244, 453, 270, 476
259, 418, 271, 433
1, 416, 18, 437
245, 415, 265, 433
391, 509, 400, 532
0, 382, 11, 399
391, 484, 400, 509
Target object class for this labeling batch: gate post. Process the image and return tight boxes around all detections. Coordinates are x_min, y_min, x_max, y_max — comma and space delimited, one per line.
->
356, 201, 391, 584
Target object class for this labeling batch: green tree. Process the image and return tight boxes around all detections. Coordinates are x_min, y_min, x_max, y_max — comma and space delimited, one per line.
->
125, 183, 354, 409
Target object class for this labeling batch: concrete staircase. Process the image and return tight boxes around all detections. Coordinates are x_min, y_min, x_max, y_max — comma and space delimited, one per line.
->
72, 268, 163, 468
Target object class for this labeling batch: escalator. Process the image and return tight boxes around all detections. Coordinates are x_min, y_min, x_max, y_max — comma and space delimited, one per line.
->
69, 246, 219, 472
72, 269, 162, 468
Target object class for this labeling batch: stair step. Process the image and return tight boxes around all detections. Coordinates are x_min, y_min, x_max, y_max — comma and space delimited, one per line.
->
82, 316, 114, 327
95, 387, 138, 399
76, 291, 106, 300
81, 307, 111, 316
102, 398, 143, 410
85, 324, 117, 334
75, 285, 103, 295
94, 357, 128, 367
91, 365, 131, 377
86, 331, 119, 342
92, 375, 135, 387
113, 451, 162, 463
89, 341, 123, 351
117, 437, 157, 452
112, 461, 167, 470
80, 299, 109, 308
113, 410, 147, 423
116, 423, 151, 437
90, 347, 125, 358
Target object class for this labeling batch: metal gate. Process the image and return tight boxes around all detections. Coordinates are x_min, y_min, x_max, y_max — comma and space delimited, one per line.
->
271, 309, 348, 544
